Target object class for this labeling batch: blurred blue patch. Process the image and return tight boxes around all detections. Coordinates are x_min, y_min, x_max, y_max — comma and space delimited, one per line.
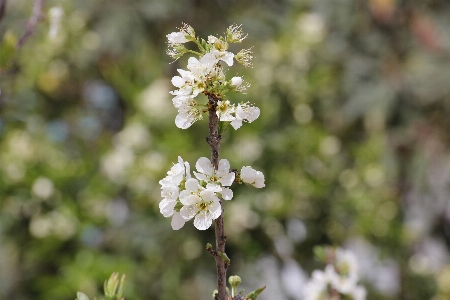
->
83, 81, 118, 110
80, 225, 103, 248
46, 119, 69, 142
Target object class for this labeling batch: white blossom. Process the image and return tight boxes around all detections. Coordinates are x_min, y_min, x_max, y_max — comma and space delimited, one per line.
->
230, 103, 260, 130
159, 157, 191, 226
174, 98, 202, 129
216, 100, 235, 121
179, 178, 222, 230
194, 157, 235, 200
240, 166, 265, 188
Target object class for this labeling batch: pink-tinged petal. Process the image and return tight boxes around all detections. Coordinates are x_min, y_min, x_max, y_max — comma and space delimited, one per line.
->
219, 172, 235, 187
171, 212, 186, 230
221, 187, 233, 200
180, 205, 197, 220
159, 199, 176, 217
193, 211, 213, 230
217, 159, 230, 177
253, 171, 265, 188
171, 76, 185, 88
241, 166, 256, 184
196, 157, 214, 176
209, 200, 222, 219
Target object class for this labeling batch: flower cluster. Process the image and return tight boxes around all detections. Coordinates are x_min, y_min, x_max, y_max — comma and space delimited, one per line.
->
159, 156, 264, 230
166, 24, 258, 129
304, 247, 367, 300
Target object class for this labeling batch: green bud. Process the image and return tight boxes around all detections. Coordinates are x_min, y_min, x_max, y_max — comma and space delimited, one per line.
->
104, 272, 119, 297
76, 292, 90, 300
245, 286, 266, 300
229, 275, 242, 297
313, 245, 330, 263
116, 274, 126, 298
206, 243, 213, 250
229, 275, 242, 288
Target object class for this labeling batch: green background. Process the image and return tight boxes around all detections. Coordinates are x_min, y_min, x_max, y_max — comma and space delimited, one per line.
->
1, 0, 450, 299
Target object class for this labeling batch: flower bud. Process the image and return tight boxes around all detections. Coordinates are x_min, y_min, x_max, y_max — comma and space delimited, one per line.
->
231, 77, 243, 87
229, 275, 242, 289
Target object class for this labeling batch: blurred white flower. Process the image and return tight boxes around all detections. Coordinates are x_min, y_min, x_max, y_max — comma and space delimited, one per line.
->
48, 7, 64, 40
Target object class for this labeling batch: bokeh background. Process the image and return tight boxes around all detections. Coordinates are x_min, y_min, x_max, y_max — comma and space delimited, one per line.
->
1, 0, 450, 299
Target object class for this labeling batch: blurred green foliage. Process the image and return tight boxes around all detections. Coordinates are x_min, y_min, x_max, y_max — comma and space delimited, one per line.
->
1, 0, 450, 299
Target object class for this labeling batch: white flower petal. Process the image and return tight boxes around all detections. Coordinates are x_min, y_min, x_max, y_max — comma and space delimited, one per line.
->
196, 157, 214, 176
221, 187, 233, 200
159, 199, 176, 217
171, 76, 185, 88
217, 159, 231, 177
171, 212, 186, 230
167, 32, 189, 44
185, 178, 200, 191
180, 205, 196, 220
193, 210, 213, 230
175, 112, 195, 129
230, 117, 243, 129
241, 166, 256, 184
221, 51, 234, 66
253, 171, 265, 188
193, 171, 208, 181
209, 200, 222, 219
219, 172, 235, 187
205, 183, 221, 193
181, 194, 200, 206
244, 106, 260, 123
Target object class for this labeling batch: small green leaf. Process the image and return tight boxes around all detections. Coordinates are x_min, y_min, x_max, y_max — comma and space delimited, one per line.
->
245, 286, 266, 300
217, 251, 230, 264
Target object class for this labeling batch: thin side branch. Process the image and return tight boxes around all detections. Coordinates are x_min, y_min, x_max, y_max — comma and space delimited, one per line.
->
0, 0, 7, 24
16, 0, 44, 49
207, 93, 228, 300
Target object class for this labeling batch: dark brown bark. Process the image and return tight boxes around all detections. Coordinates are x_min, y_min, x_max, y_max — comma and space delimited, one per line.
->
207, 93, 227, 300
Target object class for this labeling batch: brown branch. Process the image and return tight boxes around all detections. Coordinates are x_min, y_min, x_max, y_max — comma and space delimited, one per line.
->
0, 0, 7, 25
15, 0, 44, 49
207, 93, 228, 300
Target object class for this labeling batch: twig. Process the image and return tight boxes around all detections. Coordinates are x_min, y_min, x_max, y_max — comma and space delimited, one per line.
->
207, 93, 228, 300
15, 0, 44, 49
0, 0, 7, 25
